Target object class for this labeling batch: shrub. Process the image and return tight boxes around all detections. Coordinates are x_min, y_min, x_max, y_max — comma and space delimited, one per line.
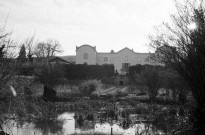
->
104, 94, 114, 99
101, 77, 115, 85
90, 93, 99, 99
18, 65, 35, 76
79, 80, 102, 96
137, 91, 147, 96
115, 91, 127, 98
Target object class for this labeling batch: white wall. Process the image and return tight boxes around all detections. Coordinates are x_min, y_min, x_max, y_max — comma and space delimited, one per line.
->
76, 45, 97, 65
97, 53, 115, 65
97, 48, 153, 73
76, 45, 156, 74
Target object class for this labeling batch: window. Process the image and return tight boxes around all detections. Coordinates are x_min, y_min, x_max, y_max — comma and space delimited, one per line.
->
122, 63, 130, 70
84, 53, 88, 59
122, 63, 130, 73
104, 57, 108, 62
125, 56, 128, 61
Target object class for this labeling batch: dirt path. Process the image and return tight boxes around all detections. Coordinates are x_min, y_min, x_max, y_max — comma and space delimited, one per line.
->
95, 86, 129, 95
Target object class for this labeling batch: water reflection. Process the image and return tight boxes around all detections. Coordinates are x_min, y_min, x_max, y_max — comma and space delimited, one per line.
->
2, 112, 162, 135
2, 113, 75, 135
57, 113, 75, 135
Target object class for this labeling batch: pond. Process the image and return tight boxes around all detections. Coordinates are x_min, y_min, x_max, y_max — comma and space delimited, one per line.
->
2, 112, 163, 135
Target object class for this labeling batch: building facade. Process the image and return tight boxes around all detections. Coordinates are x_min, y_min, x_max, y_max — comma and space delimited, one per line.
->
76, 44, 157, 74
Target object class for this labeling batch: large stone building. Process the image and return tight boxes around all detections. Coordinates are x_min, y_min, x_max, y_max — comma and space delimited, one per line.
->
75, 44, 157, 74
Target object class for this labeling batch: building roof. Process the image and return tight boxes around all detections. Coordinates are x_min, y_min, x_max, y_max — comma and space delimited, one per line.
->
60, 55, 76, 63
116, 47, 135, 54
48, 57, 72, 64
76, 45, 154, 55
48, 56, 76, 64
76, 44, 96, 52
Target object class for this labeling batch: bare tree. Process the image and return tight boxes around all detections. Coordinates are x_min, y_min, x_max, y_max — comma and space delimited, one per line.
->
17, 44, 26, 63
0, 28, 27, 132
34, 39, 62, 63
0, 33, 22, 91
24, 35, 35, 63
32, 39, 63, 100
149, 0, 205, 134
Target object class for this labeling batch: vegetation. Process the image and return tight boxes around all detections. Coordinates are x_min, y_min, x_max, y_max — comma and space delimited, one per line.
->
64, 64, 115, 80
149, 0, 205, 134
141, 66, 161, 101
17, 44, 26, 63
1, 1, 204, 134
79, 79, 102, 96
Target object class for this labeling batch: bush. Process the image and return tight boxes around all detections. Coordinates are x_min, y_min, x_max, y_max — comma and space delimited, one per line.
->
101, 77, 115, 85
137, 91, 147, 96
104, 94, 114, 99
90, 93, 99, 99
18, 65, 35, 76
115, 91, 127, 98
79, 80, 102, 96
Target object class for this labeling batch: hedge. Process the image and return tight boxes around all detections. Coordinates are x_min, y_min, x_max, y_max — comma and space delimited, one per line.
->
64, 64, 115, 80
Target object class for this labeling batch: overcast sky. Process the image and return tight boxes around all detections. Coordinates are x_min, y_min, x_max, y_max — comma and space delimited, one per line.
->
0, 0, 176, 55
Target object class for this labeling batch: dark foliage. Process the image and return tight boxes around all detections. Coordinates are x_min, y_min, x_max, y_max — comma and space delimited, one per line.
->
149, 0, 205, 134
17, 65, 35, 76
77, 115, 84, 127
42, 85, 57, 101
0, 131, 9, 135
64, 64, 115, 80
17, 45, 26, 63
86, 114, 94, 121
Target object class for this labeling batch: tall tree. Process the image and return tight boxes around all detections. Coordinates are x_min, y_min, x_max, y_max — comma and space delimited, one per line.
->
17, 44, 26, 63
0, 33, 21, 90
141, 66, 161, 101
24, 35, 35, 63
0, 29, 27, 132
149, 0, 205, 134
33, 39, 63, 100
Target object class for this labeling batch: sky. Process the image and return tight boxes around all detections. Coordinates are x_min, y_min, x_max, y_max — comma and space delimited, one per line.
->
0, 0, 176, 55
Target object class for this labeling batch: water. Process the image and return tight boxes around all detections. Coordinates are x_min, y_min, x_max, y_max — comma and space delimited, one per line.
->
2, 113, 162, 135
2, 113, 75, 135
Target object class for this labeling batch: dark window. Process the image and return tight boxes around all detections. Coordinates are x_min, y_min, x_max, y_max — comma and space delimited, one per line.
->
104, 57, 108, 62
122, 63, 130, 73
122, 63, 130, 70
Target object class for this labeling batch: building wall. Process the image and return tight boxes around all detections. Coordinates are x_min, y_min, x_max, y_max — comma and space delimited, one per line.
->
76, 45, 97, 65
97, 53, 116, 65
76, 45, 157, 74
97, 48, 154, 73
114, 48, 138, 73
